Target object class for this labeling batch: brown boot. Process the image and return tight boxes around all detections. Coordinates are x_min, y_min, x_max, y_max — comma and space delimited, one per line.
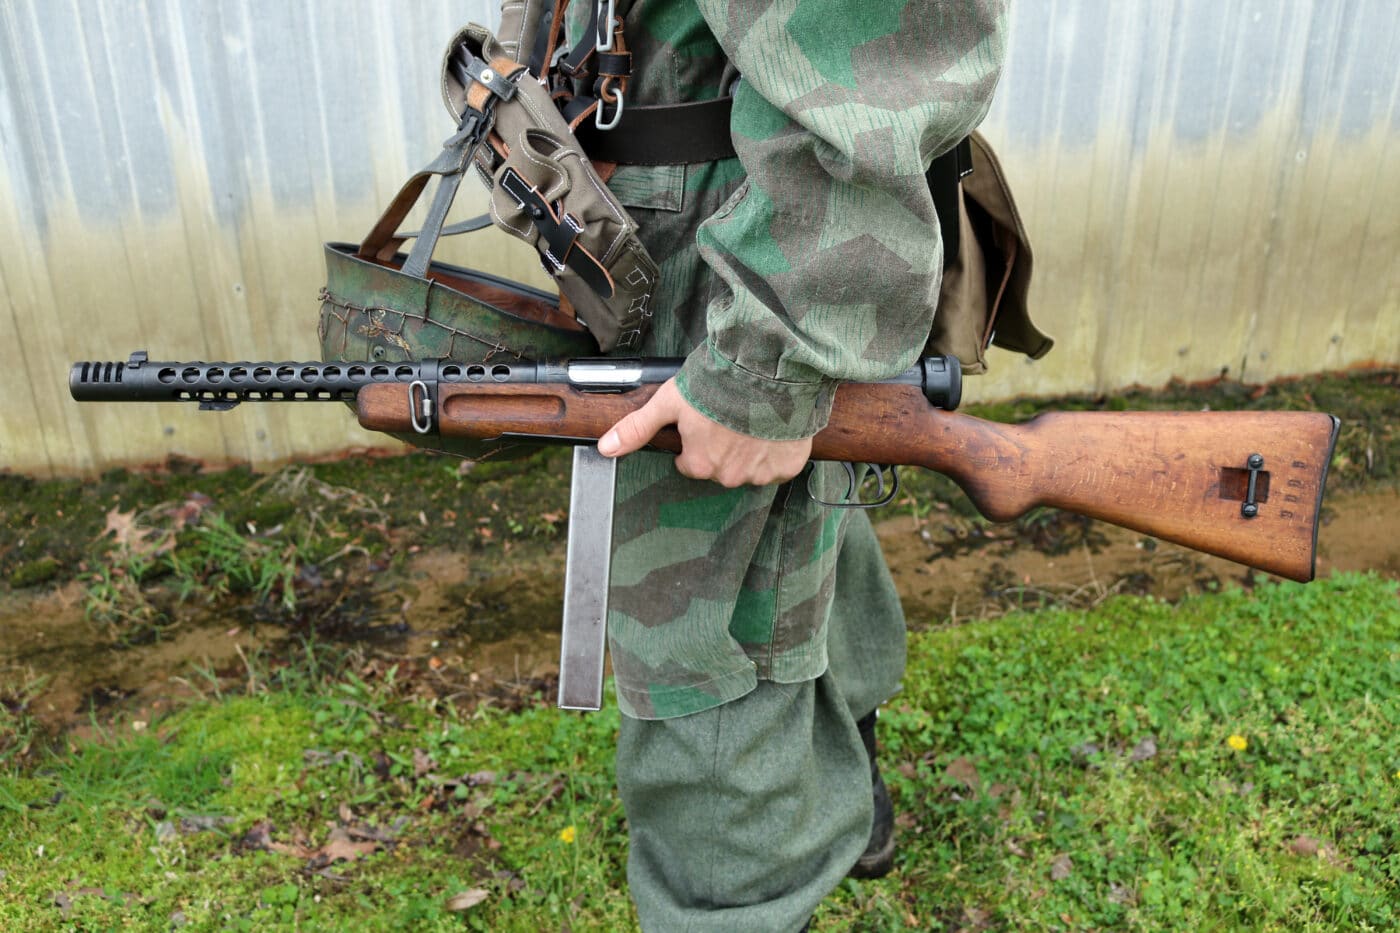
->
848, 710, 896, 879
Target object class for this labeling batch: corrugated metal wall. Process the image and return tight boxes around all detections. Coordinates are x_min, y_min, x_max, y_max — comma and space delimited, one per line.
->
3, 0, 1398, 475
983, 0, 1400, 399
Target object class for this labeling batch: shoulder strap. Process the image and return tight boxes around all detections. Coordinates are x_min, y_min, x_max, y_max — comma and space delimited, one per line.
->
927, 137, 973, 272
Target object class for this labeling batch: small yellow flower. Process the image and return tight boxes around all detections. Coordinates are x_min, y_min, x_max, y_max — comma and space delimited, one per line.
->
1227, 734, 1248, 752
558, 825, 576, 844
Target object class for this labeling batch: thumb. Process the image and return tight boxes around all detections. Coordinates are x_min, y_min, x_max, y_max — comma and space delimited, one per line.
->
597, 382, 679, 457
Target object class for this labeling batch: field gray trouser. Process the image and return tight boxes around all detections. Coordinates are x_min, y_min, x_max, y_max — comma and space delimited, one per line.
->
616, 512, 906, 931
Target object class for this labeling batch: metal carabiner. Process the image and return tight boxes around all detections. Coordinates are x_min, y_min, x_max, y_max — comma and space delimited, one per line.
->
595, 0, 617, 52
408, 380, 434, 435
595, 88, 625, 131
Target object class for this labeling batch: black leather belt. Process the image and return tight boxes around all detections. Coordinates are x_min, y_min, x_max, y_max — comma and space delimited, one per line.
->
578, 96, 969, 273
574, 97, 737, 165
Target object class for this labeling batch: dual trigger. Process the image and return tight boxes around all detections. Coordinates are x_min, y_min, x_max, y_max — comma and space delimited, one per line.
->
807, 462, 900, 510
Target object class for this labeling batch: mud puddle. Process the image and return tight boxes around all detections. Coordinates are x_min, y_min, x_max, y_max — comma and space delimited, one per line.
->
3, 487, 1396, 738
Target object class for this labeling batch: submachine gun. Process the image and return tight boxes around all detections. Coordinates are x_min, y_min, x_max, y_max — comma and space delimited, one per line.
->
71, 350, 1341, 710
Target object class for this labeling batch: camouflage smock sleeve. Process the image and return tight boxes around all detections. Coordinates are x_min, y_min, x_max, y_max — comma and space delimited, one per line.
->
675, 0, 1007, 440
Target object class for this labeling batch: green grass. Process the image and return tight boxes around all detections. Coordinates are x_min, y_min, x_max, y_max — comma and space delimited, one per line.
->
1, 573, 1397, 930
860, 572, 1400, 931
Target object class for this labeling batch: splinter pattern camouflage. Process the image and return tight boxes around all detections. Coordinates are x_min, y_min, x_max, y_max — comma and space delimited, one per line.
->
590, 0, 1008, 719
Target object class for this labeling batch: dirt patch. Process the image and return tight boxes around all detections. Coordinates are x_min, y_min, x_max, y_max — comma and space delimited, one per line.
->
5, 486, 1394, 741
379, 548, 564, 687
0, 583, 274, 732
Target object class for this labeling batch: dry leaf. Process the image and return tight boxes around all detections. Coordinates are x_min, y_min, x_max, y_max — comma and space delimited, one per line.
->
316, 826, 378, 864
102, 507, 140, 545
445, 888, 490, 912
169, 492, 212, 531
269, 839, 315, 859
1130, 736, 1159, 762
1050, 852, 1073, 881
943, 756, 981, 793
238, 820, 277, 852
1108, 883, 1139, 906
238, 820, 314, 859
1288, 835, 1321, 858
961, 905, 991, 928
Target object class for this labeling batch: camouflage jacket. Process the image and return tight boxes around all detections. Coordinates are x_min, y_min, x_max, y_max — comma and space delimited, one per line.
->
575, 0, 1007, 717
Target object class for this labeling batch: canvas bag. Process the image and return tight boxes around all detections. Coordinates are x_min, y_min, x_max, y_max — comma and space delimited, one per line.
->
926, 132, 1053, 374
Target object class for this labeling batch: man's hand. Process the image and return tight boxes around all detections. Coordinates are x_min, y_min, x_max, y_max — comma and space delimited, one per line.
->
596, 378, 813, 487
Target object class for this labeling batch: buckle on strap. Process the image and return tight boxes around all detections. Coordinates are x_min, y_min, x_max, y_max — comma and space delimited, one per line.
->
499, 168, 614, 299
448, 43, 518, 102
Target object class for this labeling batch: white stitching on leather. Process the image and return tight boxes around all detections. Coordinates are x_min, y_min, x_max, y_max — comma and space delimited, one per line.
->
554, 148, 628, 262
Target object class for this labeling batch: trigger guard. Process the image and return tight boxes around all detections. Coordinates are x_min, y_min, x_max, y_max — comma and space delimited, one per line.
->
805, 462, 901, 510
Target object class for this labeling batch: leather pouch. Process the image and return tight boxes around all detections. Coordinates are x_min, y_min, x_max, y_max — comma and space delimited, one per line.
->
441, 23, 660, 352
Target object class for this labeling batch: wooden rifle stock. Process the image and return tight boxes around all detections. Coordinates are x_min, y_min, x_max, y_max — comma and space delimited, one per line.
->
356, 380, 1340, 584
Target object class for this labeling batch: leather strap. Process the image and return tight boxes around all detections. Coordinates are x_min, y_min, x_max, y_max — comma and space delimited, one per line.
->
927, 137, 973, 272
530, 0, 571, 78
358, 128, 483, 265
559, 0, 601, 77
574, 96, 736, 165
500, 168, 615, 297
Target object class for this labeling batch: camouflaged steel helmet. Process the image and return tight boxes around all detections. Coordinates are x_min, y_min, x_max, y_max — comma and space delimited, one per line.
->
317, 239, 598, 460
317, 107, 601, 462
318, 242, 596, 367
